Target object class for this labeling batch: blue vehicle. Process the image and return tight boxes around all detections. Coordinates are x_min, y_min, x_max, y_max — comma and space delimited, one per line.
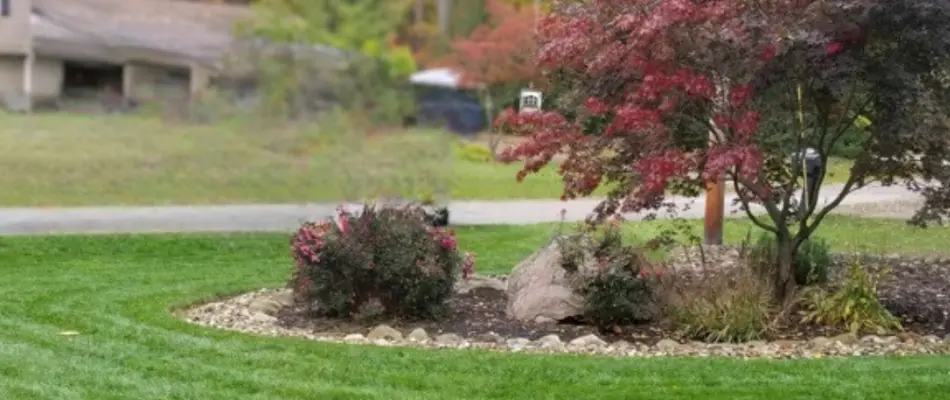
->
406, 68, 488, 137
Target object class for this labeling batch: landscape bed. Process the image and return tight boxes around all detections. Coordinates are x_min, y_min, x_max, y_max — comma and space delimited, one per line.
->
3, 217, 949, 399
188, 243, 950, 359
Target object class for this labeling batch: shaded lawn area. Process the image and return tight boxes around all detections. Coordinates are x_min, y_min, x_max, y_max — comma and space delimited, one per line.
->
1, 216, 948, 399
0, 113, 851, 207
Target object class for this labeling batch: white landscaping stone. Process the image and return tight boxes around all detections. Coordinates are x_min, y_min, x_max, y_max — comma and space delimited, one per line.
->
407, 328, 430, 342
569, 334, 607, 347
367, 325, 403, 341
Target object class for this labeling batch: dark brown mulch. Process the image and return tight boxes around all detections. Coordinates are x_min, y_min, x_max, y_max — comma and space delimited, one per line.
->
872, 259, 950, 335
276, 257, 950, 343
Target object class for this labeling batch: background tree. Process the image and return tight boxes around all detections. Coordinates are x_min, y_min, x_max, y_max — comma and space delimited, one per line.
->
497, 0, 950, 302
434, 0, 542, 154
231, 0, 418, 123
437, 0, 540, 99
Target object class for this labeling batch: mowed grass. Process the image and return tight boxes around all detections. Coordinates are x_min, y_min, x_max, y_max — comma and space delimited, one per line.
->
0, 113, 851, 207
461, 215, 950, 274
2, 216, 949, 400
0, 113, 570, 206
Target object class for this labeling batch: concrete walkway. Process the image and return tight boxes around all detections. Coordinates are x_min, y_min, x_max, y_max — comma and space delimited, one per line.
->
0, 183, 922, 235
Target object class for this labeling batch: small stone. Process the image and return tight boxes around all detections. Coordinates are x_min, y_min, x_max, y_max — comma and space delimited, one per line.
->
569, 334, 608, 347
248, 299, 282, 316
249, 312, 276, 324
881, 336, 901, 344
923, 335, 941, 343
474, 332, 505, 344
272, 290, 294, 307
536, 334, 565, 350
344, 334, 365, 342
456, 276, 507, 294
434, 333, 463, 345
808, 336, 831, 347
407, 328, 430, 342
830, 332, 858, 345
609, 340, 633, 350
655, 339, 681, 351
534, 316, 556, 324
746, 340, 768, 348
772, 340, 798, 348
367, 325, 403, 341
898, 332, 923, 343
861, 335, 886, 344
506, 337, 531, 351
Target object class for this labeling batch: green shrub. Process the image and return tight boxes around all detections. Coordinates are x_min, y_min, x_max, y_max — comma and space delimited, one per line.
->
289, 204, 462, 319
747, 232, 833, 285
799, 260, 902, 334
454, 142, 494, 163
557, 224, 657, 326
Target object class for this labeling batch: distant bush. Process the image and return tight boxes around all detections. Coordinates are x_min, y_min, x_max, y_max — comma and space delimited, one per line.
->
558, 224, 658, 327
799, 260, 902, 334
746, 232, 833, 285
454, 141, 494, 163
289, 204, 462, 319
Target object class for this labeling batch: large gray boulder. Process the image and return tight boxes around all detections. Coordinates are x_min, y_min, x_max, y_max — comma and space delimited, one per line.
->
505, 238, 596, 322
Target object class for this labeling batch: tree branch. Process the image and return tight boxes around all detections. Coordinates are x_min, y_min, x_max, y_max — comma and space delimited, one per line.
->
730, 171, 779, 233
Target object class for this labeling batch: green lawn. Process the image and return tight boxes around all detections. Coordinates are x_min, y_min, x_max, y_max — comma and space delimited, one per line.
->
0, 113, 570, 206
0, 113, 852, 207
2, 217, 949, 399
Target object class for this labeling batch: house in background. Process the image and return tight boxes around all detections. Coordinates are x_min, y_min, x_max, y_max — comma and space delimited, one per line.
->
0, 0, 252, 111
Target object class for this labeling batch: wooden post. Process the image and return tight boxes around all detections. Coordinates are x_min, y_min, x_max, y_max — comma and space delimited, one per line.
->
704, 77, 727, 245
704, 176, 725, 245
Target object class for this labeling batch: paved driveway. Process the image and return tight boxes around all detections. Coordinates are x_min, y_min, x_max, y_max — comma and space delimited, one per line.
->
0, 183, 923, 235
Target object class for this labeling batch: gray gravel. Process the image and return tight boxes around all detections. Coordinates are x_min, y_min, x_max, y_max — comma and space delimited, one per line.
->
183, 288, 950, 359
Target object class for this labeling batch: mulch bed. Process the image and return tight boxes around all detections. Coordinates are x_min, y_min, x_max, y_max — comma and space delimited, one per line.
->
276, 257, 950, 343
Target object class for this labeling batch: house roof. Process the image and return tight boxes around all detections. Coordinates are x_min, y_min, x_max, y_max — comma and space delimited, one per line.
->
31, 0, 252, 66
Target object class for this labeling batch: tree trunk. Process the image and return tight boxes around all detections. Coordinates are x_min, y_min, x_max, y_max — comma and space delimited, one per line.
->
413, 0, 424, 24
437, 0, 452, 36
775, 236, 798, 304
410, 0, 426, 52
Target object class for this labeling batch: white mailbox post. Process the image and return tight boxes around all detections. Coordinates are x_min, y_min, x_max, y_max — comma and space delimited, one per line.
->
519, 89, 543, 113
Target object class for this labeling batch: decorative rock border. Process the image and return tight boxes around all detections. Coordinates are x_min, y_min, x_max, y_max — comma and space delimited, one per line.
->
183, 288, 950, 359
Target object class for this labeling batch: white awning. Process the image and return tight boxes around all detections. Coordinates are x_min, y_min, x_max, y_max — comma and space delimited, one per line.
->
409, 68, 465, 89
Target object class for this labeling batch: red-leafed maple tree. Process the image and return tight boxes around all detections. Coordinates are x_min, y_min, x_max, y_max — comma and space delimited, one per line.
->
497, 0, 950, 302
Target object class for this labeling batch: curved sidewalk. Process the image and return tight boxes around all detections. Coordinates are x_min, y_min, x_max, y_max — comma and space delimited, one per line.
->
0, 183, 922, 235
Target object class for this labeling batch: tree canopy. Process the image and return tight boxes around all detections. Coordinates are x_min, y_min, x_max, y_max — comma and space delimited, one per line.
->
497, 0, 950, 301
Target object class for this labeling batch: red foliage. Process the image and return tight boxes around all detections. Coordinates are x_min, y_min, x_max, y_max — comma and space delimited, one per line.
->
435, 0, 541, 88
496, 0, 859, 217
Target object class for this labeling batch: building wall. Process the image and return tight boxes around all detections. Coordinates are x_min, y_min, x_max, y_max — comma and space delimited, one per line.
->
31, 56, 64, 99
0, 55, 64, 106
0, 0, 32, 55
0, 55, 22, 92
123, 61, 191, 102
0, 54, 24, 109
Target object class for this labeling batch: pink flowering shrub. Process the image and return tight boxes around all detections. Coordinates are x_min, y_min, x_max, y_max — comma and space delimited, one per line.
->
290, 204, 466, 319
